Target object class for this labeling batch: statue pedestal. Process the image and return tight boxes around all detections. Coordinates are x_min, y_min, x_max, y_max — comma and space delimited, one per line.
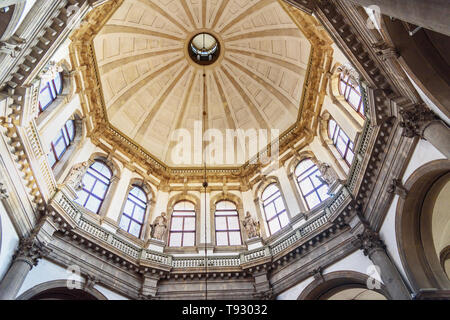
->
147, 239, 165, 253
246, 237, 264, 250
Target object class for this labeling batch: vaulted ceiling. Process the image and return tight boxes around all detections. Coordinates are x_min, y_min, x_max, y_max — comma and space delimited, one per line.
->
92, 0, 311, 167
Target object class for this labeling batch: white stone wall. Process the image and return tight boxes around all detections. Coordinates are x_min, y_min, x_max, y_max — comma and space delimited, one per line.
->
0, 201, 19, 281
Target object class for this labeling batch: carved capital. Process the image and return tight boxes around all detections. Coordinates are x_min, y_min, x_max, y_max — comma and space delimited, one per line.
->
399, 104, 437, 138
356, 227, 385, 257
13, 237, 51, 268
387, 179, 408, 199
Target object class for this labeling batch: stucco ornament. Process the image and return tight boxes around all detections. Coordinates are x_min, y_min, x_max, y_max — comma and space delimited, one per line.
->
242, 211, 260, 239
65, 161, 89, 191
39, 61, 63, 82
150, 212, 168, 241
317, 162, 338, 185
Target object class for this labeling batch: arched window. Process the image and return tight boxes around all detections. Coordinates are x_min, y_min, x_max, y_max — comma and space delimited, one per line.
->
75, 161, 111, 214
295, 159, 330, 210
328, 119, 355, 166
339, 73, 364, 117
261, 183, 289, 235
38, 72, 63, 113
119, 186, 147, 238
215, 201, 242, 246
47, 119, 75, 168
169, 201, 196, 247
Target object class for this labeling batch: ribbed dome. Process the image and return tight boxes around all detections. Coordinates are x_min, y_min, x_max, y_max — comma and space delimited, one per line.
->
93, 0, 311, 167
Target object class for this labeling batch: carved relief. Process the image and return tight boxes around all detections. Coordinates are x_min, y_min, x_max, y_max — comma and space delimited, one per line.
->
242, 212, 261, 239
150, 212, 168, 241
64, 161, 89, 191
317, 162, 339, 186
13, 237, 51, 267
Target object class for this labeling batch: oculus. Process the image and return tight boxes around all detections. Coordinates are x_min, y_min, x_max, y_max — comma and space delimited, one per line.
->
188, 33, 220, 65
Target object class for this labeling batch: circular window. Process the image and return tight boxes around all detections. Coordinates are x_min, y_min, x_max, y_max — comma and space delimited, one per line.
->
188, 33, 220, 65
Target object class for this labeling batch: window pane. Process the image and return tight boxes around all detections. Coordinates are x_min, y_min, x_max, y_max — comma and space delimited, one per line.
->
299, 178, 314, 195
85, 196, 101, 213
306, 193, 321, 209
317, 185, 330, 202
119, 215, 130, 231
129, 221, 142, 237
174, 201, 194, 211
279, 212, 289, 228
171, 217, 183, 231
39, 89, 53, 109
133, 206, 145, 223
92, 181, 108, 199
310, 172, 324, 188
229, 232, 241, 246
123, 200, 134, 216
54, 73, 63, 94
268, 219, 281, 235
75, 190, 89, 206
183, 232, 195, 246
216, 232, 228, 246
274, 197, 285, 213
169, 233, 182, 247
184, 217, 195, 231
264, 204, 276, 220
215, 216, 227, 230
48, 151, 57, 168
66, 120, 75, 141
227, 216, 240, 230
82, 174, 96, 191
53, 139, 66, 159
262, 184, 278, 201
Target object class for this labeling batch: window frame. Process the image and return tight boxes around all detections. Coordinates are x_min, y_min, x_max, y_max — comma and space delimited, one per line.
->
75, 161, 112, 214
261, 183, 289, 236
214, 200, 242, 247
48, 119, 75, 169
339, 73, 365, 118
295, 159, 330, 211
328, 119, 355, 166
38, 72, 63, 113
119, 186, 147, 238
168, 200, 196, 247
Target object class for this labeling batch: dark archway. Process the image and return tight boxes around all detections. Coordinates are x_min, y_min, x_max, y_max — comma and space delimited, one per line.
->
396, 160, 450, 294
298, 271, 391, 300
17, 280, 108, 300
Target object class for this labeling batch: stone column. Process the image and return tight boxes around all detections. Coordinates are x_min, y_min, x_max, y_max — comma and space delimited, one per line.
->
356, 227, 411, 300
0, 238, 49, 300
400, 105, 450, 159
345, 0, 450, 36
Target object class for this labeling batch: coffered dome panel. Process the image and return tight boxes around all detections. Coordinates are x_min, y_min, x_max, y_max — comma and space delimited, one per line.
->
93, 0, 311, 167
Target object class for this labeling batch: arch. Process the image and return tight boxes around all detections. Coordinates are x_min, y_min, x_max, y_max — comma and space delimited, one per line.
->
210, 193, 245, 246
87, 152, 121, 180
166, 193, 201, 248
118, 178, 156, 241
395, 159, 450, 292
35, 59, 76, 123
297, 271, 391, 300
74, 160, 113, 215
52, 112, 85, 181
16, 280, 107, 300
328, 119, 355, 166
294, 158, 330, 210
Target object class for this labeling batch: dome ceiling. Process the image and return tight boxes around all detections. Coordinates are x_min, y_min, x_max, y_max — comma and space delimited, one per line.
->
93, 0, 311, 167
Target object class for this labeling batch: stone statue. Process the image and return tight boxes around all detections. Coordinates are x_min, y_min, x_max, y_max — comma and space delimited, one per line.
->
65, 161, 89, 191
242, 211, 260, 239
317, 162, 338, 186
150, 212, 168, 241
